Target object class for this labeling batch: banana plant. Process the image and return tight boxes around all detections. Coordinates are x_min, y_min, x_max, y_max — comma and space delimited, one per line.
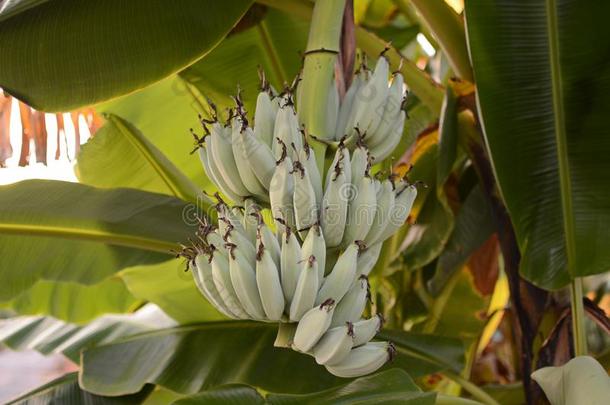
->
0, 1, 608, 404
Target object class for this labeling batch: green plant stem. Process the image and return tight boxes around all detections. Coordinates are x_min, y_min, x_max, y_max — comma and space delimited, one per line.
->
442, 371, 500, 405
570, 277, 587, 356
255, 0, 445, 112
404, 0, 473, 81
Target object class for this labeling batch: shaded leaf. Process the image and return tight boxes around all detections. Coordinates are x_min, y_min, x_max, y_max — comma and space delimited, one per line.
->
1, 277, 137, 324
465, 0, 610, 288
0, 0, 252, 110
7, 372, 153, 405
80, 322, 465, 396
0, 180, 195, 300
175, 369, 436, 404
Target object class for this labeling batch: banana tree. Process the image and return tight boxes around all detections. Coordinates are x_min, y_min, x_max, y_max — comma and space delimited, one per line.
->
0, 1, 608, 404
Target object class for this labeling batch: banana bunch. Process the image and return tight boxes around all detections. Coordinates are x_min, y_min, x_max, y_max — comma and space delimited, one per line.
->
185, 57, 416, 378
179, 198, 398, 377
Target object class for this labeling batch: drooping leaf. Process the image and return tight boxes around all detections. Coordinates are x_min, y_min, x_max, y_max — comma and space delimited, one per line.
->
6, 372, 153, 405
174, 369, 436, 404
1, 277, 137, 324
120, 260, 226, 324
180, 8, 308, 116
94, 75, 210, 188
0, 180, 196, 300
0, 305, 176, 362
465, 0, 610, 288
79, 322, 465, 396
76, 114, 203, 204
0, 0, 253, 111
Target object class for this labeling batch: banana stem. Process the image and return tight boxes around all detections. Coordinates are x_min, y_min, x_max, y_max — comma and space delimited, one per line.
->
570, 277, 588, 356
442, 371, 500, 405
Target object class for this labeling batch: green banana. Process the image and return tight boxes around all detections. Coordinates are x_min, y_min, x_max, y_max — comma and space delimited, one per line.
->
369, 109, 406, 163
292, 160, 319, 234
231, 117, 268, 199
192, 253, 235, 318
312, 322, 354, 366
364, 178, 395, 245
198, 142, 242, 204
356, 242, 383, 277
210, 247, 249, 319
272, 96, 302, 160
316, 242, 360, 305
342, 175, 377, 246
320, 148, 349, 248
376, 183, 417, 243
299, 142, 323, 205
325, 341, 395, 378
240, 124, 276, 190
289, 255, 319, 321
255, 241, 285, 321
209, 122, 249, 197
301, 223, 326, 286
335, 70, 364, 141
331, 275, 370, 327
368, 73, 404, 148
352, 315, 383, 347
269, 143, 295, 231
292, 298, 336, 353
241, 199, 260, 243
253, 87, 276, 148
227, 243, 266, 320
280, 224, 303, 305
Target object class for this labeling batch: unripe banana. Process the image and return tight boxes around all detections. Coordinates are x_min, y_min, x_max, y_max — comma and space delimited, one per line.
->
368, 73, 404, 148
324, 144, 351, 191
193, 254, 235, 318
356, 242, 383, 277
209, 122, 250, 197
240, 125, 276, 190
292, 298, 336, 353
320, 150, 349, 248
301, 223, 326, 287
242, 199, 260, 243
231, 117, 268, 199
255, 242, 285, 321
269, 144, 296, 231
325, 341, 395, 378
299, 143, 323, 205
223, 224, 256, 264
376, 183, 417, 243
198, 143, 242, 203
254, 89, 276, 147
227, 243, 266, 320
335, 70, 365, 141
292, 160, 319, 234
342, 175, 377, 246
280, 225, 303, 305
312, 322, 354, 366
316, 242, 360, 305
352, 315, 384, 347
331, 275, 370, 327
210, 248, 249, 319
257, 222, 281, 268
272, 97, 302, 160
350, 143, 370, 183
369, 110, 406, 163
345, 57, 390, 143
289, 255, 319, 321
364, 179, 396, 245
216, 200, 246, 236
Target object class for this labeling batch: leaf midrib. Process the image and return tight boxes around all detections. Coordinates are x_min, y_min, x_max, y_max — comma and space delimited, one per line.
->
0, 223, 177, 253
546, 0, 576, 274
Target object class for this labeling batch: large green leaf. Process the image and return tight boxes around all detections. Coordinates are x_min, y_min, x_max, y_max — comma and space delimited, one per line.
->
0, 180, 195, 300
1, 277, 137, 324
0, 0, 252, 111
6, 372, 153, 405
79, 322, 464, 396
94, 75, 210, 188
465, 0, 610, 288
180, 8, 308, 115
0, 305, 176, 362
174, 369, 436, 404
120, 260, 226, 324
76, 114, 203, 204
